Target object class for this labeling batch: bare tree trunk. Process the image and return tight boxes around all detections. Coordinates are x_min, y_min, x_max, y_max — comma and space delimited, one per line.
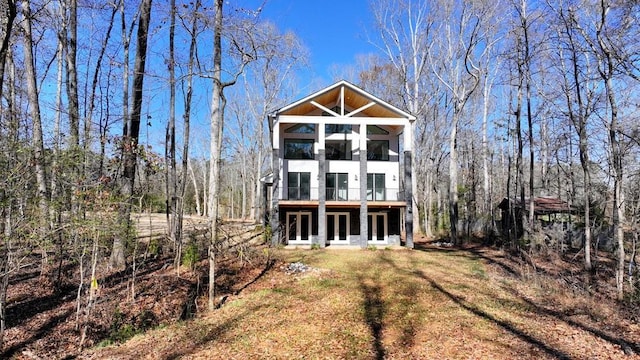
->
174, 0, 199, 268
20, 0, 50, 242
189, 162, 201, 216
0, 15, 14, 325
594, 0, 625, 300
166, 0, 179, 261
557, 6, 593, 269
65, 0, 79, 147
449, 116, 459, 244
208, 0, 225, 311
112, 0, 153, 269
0, 0, 16, 108
85, 1, 118, 176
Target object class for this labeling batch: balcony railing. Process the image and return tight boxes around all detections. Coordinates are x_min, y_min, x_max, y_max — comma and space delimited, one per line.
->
282, 187, 404, 201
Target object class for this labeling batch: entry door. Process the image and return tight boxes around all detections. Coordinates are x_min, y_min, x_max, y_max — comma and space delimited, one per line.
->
367, 213, 388, 243
327, 212, 349, 243
287, 212, 311, 243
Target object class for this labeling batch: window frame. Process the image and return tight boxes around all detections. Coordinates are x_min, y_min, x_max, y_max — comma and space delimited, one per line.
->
366, 173, 386, 201
284, 139, 314, 159
325, 140, 352, 160
326, 172, 348, 201
287, 172, 311, 200
368, 140, 389, 161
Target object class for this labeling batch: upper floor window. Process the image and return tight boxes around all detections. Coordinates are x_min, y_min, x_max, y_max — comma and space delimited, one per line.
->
326, 173, 348, 201
367, 125, 389, 135
288, 172, 311, 200
284, 139, 314, 159
285, 123, 315, 134
326, 140, 351, 160
368, 140, 389, 161
322, 106, 343, 117
367, 173, 386, 201
326, 124, 352, 134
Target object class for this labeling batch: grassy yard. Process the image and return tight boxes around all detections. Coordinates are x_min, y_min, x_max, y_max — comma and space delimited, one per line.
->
88, 246, 640, 359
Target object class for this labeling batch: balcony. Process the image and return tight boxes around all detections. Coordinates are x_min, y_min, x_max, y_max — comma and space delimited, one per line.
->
282, 187, 404, 202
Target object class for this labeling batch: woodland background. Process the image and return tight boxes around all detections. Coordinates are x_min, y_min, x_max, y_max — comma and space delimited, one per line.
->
0, 0, 639, 355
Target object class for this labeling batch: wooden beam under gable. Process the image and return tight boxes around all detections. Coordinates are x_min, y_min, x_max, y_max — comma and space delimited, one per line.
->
340, 85, 345, 116
310, 101, 339, 117
346, 102, 376, 117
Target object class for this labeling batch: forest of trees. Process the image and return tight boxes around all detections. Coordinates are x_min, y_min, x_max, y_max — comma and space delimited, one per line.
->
0, 0, 639, 349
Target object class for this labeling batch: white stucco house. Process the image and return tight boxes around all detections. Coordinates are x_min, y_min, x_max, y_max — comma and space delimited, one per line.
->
265, 80, 416, 248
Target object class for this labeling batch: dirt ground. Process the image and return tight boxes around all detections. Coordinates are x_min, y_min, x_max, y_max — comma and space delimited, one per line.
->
1, 215, 638, 359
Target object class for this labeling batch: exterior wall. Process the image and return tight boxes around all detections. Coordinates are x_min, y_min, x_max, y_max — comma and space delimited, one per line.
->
268, 82, 414, 248
280, 207, 402, 246
279, 122, 402, 202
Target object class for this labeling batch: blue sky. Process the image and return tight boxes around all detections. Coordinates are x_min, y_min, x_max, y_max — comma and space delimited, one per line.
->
257, 0, 377, 85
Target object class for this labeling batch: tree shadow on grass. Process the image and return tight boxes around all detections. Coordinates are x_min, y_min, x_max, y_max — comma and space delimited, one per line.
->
5, 283, 76, 328
161, 304, 268, 360
357, 274, 386, 360
376, 252, 421, 349
421, 244, 640, 355
413, 269, 573, 360
1, 308, 74, 358
501, 284, 639, 355
414, 242, 521, 277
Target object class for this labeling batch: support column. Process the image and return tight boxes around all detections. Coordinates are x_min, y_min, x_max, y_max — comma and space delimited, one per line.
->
270, 148, 280, 246
359, 125, 368, 248
404, 150, 414, 249
318, 148, 326, 248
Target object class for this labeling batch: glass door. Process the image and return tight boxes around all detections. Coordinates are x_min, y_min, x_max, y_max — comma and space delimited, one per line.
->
367, 213, 387, 243
327, 212, 349, 243
286, 212, 311, 243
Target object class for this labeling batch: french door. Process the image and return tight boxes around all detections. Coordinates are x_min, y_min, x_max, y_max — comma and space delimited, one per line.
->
287, 212, 311, 243
367, 213, 387, 243
326, 212, 349, 243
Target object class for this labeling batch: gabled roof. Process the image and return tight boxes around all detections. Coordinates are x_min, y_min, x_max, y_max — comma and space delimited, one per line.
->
498, 197, 575, 214
270, 80, 416, 120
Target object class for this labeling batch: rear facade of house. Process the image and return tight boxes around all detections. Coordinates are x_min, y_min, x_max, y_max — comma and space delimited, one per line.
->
266, 81, 415, 248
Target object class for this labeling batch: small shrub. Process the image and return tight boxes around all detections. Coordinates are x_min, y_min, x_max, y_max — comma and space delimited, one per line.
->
311, 243, 321, 250
367, 245, 377, 251
182, 242, 199, 269
263, 224, 272, 243
148, 237, 160, 256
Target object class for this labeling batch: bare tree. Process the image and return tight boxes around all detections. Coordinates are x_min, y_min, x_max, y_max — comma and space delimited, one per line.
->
428, 0, 488, 245
20, 0, 50, 251
370, 0, 433, 244
166, 0, 179, 262
0, 0, 16, 348
207, 0, 260, 310
172, 0, 201, 268
588, 0, 632, 299
111, 0, 153, 269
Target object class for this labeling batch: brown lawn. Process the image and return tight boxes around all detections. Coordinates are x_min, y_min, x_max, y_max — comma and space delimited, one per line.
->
84, 243, 640, 360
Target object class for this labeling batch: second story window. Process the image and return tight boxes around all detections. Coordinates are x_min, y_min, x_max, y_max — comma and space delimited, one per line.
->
284, 139, 314, 159
326, 140, 351, 160
367, 173, 386, 201
325, 124, 352, 134
285, 123, 315, 134
288, 172, 310, 200
326, 173, 348, 201
368, 140, 389, 161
